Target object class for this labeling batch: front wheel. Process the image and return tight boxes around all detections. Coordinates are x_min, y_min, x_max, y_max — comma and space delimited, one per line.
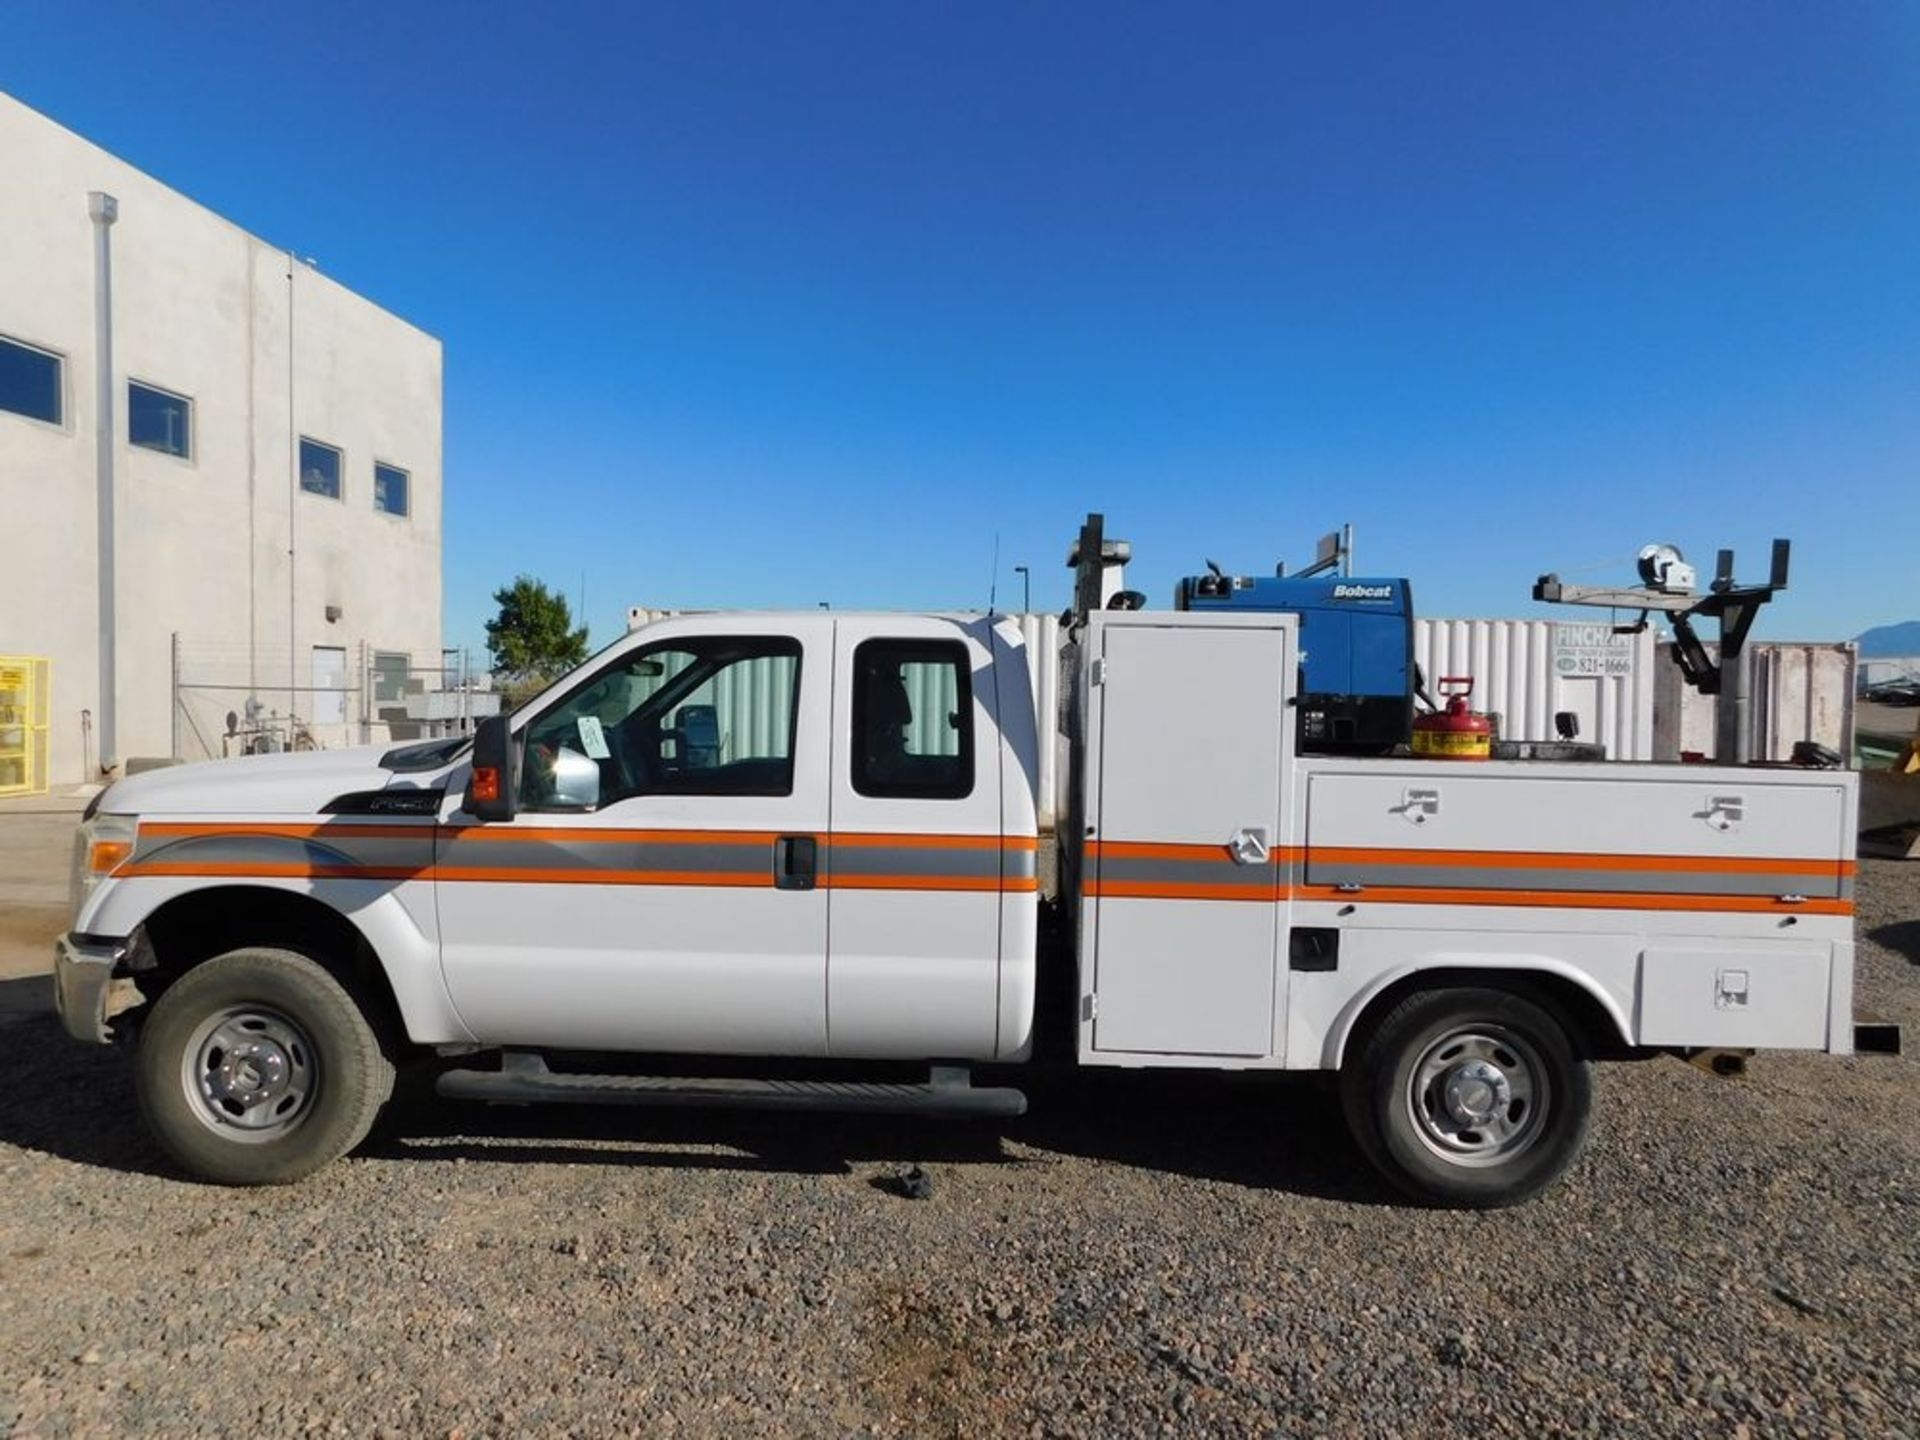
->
135, 947, 394, 1185
1341, 986, 1592, 1208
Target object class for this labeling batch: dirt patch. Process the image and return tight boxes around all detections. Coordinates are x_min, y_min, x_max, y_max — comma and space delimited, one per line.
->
0, 904, 64, 980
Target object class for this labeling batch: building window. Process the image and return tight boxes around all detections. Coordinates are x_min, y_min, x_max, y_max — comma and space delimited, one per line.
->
851, 639, 973, 800
128, 381, 192, 458
373, 462, 410, 517
0, 335, 62, 425
299, 437, 342, 499
372, 651, 410, 704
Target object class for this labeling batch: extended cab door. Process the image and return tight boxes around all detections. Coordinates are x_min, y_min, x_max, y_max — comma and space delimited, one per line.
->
825, 616, 1013, 1059
435, 617, 832, 1053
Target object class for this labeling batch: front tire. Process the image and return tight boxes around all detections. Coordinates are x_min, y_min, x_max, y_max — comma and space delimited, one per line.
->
135, 947, 394, 1185
1341, 986, 1592, 1208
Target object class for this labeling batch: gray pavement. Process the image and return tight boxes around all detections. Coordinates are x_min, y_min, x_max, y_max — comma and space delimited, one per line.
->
0, 791, 86, 979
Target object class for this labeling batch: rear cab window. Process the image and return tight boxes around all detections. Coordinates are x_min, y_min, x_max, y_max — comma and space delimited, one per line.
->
851, 639, 973, 800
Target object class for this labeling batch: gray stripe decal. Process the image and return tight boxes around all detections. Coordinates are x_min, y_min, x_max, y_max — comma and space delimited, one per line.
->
133, 833, 431, 872
436, 837, 769, 875
1096, 856, 1275, 890
828, 846, 1006, 880
1305, 861, 1845, 900
130, 830, 1036, 887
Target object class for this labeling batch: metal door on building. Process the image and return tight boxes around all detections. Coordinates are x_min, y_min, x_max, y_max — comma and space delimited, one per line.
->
309, 646, 348, 727
0, 656, 51, 797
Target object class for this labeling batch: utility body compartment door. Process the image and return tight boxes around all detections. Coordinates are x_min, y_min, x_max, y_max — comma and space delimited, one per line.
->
1083, 614, 1292, 1061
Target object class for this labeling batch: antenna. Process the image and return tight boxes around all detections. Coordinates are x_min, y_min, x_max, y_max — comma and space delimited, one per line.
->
987, 531, 1001, 616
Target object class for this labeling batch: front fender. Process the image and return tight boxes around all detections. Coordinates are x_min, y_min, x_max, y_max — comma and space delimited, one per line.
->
84, 870, 474, 1046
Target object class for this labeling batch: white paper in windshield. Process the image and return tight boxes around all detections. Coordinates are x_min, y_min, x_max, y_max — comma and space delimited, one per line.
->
576, 715, 611, 760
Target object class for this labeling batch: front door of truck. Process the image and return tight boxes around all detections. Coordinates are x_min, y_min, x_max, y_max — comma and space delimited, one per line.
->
435, 618, 832, 1053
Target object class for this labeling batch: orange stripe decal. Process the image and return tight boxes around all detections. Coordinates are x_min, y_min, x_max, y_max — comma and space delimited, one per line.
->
1292, 883, 1851, 916
138, 821, 439, 841
1087, 880, 1288, 902
822, 874, 1036, 893
117, 861, 425, 881
1089, 839, 1296, 863
831, 832, 1034, 852
1307, 846, 1850, 876
440, 826, 782, 845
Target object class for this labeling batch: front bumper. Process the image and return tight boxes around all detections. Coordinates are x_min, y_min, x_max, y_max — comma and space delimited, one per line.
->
53, 933, 128, 1044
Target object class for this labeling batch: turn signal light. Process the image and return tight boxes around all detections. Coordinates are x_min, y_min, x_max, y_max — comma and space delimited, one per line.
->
88, 838, 132, 875
470, 766, 501, 804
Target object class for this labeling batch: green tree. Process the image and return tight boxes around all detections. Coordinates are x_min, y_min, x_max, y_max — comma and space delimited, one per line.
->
485, 575, 589, 695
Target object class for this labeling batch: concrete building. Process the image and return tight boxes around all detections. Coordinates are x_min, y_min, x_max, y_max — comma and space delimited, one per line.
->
0, 92, 442, 787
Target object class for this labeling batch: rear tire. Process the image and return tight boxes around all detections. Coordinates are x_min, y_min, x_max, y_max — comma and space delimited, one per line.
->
135, 947, 394, 1185
1341, 986, 1591, 1208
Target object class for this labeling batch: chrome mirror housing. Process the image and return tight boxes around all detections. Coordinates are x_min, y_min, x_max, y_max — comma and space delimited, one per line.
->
547, 744, 601, 810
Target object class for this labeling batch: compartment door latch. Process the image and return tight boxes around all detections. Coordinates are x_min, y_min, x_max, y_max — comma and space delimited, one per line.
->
1228, 827, 1270, 866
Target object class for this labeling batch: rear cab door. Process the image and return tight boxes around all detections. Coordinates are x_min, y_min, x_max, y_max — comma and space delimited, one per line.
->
826, 615, 1024, 1059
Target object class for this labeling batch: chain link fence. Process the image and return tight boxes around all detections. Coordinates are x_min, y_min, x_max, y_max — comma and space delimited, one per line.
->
171, 638, 500, 762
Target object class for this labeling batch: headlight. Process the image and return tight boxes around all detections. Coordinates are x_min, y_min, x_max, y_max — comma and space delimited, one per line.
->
70, 813, 139, 920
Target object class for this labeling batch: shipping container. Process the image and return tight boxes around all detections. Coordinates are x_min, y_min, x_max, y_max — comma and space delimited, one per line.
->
1413, 619, 1654, 762
1651, 641, 1857, 763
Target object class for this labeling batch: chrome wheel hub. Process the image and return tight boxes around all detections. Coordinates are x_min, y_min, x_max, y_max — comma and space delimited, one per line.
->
210, 1038, 291, 1108
1442, 1059, 1512, 1127
1408, 1027, 1549, 1168
182, 1007, 319, 1142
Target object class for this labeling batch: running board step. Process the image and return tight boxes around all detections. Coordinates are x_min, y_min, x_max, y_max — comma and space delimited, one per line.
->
436, 1055, 1027, 1118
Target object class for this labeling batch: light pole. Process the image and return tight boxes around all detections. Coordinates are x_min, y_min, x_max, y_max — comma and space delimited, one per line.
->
1013, 565, 1030, 614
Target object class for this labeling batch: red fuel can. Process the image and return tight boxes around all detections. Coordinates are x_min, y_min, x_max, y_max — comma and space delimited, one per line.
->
1412, 676, 1493, 760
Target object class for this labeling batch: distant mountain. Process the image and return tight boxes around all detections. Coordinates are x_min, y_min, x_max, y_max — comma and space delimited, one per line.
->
1857, 621, 1920, 657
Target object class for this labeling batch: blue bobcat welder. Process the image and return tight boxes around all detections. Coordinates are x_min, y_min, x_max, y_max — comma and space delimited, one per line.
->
1174, 569, 1415, 753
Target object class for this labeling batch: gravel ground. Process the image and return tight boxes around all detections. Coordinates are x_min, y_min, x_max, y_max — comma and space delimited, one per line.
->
2, 865, 1916, 1438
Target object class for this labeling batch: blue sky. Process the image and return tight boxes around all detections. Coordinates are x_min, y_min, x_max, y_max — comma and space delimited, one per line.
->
5, 3, 1917, 651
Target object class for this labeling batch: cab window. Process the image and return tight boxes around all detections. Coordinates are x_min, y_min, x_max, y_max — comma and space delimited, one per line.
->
520, 636, 800, 809
851, 639, 973, 800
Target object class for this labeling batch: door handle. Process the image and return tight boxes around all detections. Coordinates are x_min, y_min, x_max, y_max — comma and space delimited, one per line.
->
1704, 795, 1744, 832
1228, 827, 1270, 866
1399, 787, 1440, 824
774, 835, 817, 891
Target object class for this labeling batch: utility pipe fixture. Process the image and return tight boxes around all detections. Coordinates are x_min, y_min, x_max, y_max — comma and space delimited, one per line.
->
88, 191, 119, 775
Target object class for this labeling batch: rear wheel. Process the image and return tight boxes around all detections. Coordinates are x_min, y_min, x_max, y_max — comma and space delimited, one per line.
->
135, 947, 393, 1185
1341, 986, 1592, 1208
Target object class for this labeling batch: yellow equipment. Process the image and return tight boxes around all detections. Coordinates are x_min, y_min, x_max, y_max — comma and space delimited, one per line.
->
0, 656, 51, 797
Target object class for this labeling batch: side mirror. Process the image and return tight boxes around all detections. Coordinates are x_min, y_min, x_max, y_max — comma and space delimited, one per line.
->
466, 714, 517, 821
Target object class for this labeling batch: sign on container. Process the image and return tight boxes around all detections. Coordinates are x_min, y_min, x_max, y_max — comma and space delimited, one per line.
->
1553, 623, 1637, 679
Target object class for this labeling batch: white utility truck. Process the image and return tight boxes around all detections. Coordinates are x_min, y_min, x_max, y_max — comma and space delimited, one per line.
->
55, 523, 1871, 1206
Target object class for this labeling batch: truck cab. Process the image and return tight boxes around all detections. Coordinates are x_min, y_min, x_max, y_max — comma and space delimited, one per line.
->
432, 611, 1040, 1062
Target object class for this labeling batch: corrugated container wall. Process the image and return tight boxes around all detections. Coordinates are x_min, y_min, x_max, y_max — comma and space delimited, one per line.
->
1414, 619, 1654, 762
1652, 642, 1856, 763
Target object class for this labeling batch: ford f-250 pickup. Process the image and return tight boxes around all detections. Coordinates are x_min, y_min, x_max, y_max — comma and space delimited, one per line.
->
54, 528, 1874, 1207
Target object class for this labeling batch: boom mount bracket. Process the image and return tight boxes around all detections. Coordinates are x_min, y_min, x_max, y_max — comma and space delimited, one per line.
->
1532, 539, 1790, 764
